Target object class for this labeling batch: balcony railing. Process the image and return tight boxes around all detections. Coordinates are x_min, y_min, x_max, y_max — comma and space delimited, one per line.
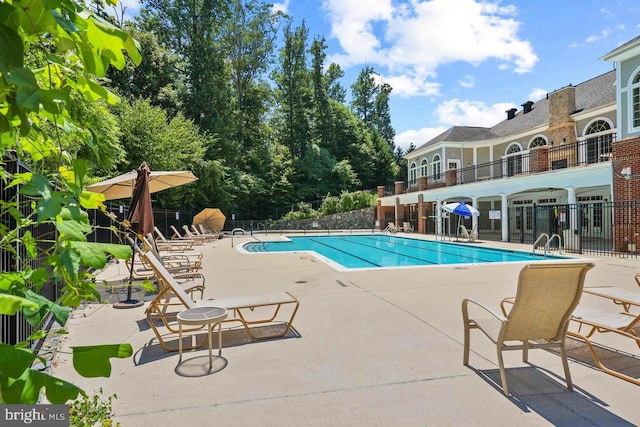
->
405, 136, 614, 193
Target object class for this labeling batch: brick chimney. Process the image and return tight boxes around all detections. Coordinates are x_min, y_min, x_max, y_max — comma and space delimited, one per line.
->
548, 85, 576, 145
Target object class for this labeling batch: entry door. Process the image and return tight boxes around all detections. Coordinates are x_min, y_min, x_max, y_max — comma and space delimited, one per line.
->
448, 159, 461, 182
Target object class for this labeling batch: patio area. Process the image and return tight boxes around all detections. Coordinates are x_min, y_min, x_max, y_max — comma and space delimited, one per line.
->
50, 233, 640, 426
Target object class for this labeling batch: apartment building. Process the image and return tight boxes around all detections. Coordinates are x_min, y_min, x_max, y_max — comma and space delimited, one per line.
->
378, 35, 640, 252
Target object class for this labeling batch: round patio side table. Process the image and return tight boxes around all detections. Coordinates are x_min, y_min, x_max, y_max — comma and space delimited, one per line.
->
177, 306, 228, 369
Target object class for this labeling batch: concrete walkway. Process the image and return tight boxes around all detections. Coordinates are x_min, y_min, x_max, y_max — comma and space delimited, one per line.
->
50, 233, 640, 426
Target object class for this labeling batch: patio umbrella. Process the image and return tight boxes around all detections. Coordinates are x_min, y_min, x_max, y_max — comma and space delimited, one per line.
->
193, 208, 226, 233
442, 202, 479, 240
87, 170, 198, 200
116, 162, 155, 309
441, 201, 479, 218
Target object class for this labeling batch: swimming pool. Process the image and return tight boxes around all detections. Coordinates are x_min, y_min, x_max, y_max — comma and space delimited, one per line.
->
241, 235, 570, 270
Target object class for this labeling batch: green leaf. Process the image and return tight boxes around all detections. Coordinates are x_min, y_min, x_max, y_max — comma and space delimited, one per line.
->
0, 343, 36, 378
76, 75, 120, 104
56, 219, 89, 241
0, 294, 38, 316
0, 272, 24, 291
25, 268, 50, 287
19, 0, 56, 37
1, 367, 84, 404
19, 173, 50, 197
72, 344, 133, 378
69, 242, 132, 269
59, 246, 81, 280
0, 112, 10, 133
0, 21, 23, 73
79, 191, 106, 209
22, 230, 37, 258
22, 290, 70, 327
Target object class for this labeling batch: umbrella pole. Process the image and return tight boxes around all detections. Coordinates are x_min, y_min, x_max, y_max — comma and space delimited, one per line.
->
114, 235, 144, 309
127, 236, 136, 298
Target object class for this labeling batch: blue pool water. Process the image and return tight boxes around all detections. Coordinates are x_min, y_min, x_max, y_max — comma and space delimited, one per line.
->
242, 235, 569, 269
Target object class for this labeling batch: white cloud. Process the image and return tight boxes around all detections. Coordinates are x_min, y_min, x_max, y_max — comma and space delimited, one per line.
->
586, 28, 611, 43
382, 70, 441, 97
459, 75, 474, 88
395, 127, 447, 151
528, 87, 547, 102
395, 97, 517, 151
272, 0, 289, 14
323, 0, 538, 95
435, 99, 515, 127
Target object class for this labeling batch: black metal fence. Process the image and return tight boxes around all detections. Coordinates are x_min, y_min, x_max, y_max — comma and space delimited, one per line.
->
0, 158, 58, 347
505, 202, 639, 257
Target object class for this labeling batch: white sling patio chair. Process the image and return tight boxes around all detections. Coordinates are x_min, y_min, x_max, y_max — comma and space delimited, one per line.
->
463, 262, 594, 396
141, 250, 300, 351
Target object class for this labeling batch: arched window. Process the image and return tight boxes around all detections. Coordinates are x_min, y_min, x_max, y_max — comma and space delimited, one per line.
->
420, 159, 428, 177
505, 143, 522, 176
409, 162, 417, 185
528, 136, 546, 149
432, 154, 441, 180
632, 70, 640, 129
585, 119, 613, 164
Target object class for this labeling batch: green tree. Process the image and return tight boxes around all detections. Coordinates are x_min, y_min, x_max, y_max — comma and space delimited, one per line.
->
272, 22, 313, 159
374, 82, 395, 148
107, 26, 184, 115
112, 98, 222, 209
138, 0, 235, 157
310, 36, 333, 150
0, 0, 141, 404
223, 0, 287, 161
326, 63, 346, 103
351, 66, 379, 127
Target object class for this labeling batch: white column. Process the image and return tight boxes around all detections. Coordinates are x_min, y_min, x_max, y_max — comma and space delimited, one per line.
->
501, 194, 508, 242
436, 200, 442, 236
471, 197, 478, 231
567, 187, 577, 230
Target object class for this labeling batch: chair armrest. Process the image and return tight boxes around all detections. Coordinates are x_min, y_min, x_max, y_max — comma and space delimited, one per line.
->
463, 299, 507, 322
462, 298, 506, 342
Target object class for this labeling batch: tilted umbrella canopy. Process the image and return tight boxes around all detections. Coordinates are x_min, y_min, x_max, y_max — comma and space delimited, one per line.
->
87, 170, 198, 200
193, 208, 226, 232
442, 202, 480, 219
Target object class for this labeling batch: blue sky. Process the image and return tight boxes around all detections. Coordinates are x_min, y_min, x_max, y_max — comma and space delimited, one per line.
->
117, 0, 640, 152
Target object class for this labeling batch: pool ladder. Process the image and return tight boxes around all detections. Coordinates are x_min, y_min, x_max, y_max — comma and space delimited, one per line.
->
532, 233, 563, 257
231, 227, 264, 248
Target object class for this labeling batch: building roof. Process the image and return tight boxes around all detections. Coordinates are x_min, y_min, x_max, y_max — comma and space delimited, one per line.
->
412, 70, 616, 152
601, 35, 640, 61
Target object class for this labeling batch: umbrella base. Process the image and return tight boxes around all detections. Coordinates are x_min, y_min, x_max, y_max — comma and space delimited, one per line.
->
113, 299, 144, 309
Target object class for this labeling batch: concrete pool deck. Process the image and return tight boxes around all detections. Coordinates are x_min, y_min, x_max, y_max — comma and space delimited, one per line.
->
50, 232, 640, 426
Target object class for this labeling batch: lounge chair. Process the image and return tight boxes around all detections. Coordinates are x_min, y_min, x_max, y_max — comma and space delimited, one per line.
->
168, 225, 203, 244
384, 222, 397, 234
463, 262, 594, 396
190, 224, 218, 241
568, 285, 640, 386
142, 235, 203, 271
459, 225, 477, 242
402, 222, 413, 232
198, 224, 222, 239
141, 250, 300, 351
182, 225, 215, 243
153, 226, 196, 251
125, 237, 206, 297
